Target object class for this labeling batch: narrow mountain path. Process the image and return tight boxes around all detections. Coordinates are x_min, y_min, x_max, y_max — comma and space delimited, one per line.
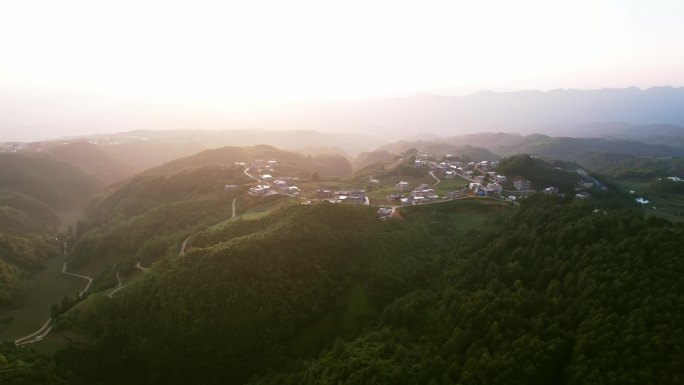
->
62, 262, 93, 298
108, 272, 123, 298
179, 236, 191, 256
14, 318, 52, 346
370, 175, 380, 183
16, 262, 94, 346
135, 261, 149, 271
179, 197, 237, 256
429, 171, 441, 185
232, 197, 237, 218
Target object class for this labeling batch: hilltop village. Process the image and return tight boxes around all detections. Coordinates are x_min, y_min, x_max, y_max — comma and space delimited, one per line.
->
230, 152, 606, 218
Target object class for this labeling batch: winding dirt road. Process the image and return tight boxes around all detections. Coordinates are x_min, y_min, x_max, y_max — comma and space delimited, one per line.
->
14, 318, 52, 346
62, 262, 93, 298
429, 171, 441, 185
108, 272, 123, 298
15, 262, 94, 346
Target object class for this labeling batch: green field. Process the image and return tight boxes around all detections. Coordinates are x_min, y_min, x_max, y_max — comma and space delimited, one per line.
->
614, 179, 684, 222
0, 255, 85, 342
364, 174, 437, 205
432, 175, 471, 195
400, 197, 510, 232
212, 195, 295, 228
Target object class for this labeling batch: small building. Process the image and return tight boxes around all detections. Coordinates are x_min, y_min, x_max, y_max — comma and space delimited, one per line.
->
486, 183, 503, 196
377, 207, 393, 218
543, 186, 559, 194
346, 189, 366, 204
576, 180, 594, 190
513, 178, 531, 191
223, 184, 239, 192
469, 182, 482, 191
396, 181, 410, 191
412, 185, 435, 198
351, 189, 366, 198
260, 174, 273, 180
636, 197, 650, 204
249, 185, 271, 195
444, 171, 457, 179
274, 180, 288, 188
494, 175, 507, 183
575, 192, 590, 200
316, 189, 334, 198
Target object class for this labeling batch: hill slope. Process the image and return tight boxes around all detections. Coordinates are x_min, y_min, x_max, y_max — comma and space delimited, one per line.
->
0, 153, 104, 212
35, 197, 684, 385
145, 145, 352, 178
45, 141, 136, 184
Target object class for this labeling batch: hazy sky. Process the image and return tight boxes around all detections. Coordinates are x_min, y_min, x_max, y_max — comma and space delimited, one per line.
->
1, 0, 684, 141
2, 0, 683, 104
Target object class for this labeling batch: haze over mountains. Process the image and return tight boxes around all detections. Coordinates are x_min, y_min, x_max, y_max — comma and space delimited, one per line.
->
3, 86, 684, 141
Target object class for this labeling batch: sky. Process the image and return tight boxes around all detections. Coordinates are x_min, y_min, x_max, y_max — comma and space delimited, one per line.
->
1, 0, 683, 140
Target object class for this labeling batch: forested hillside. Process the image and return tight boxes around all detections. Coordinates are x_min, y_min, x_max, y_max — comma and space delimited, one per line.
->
45, 141, 136, 184
58, 203, 448, 384
382, 133, 684, 177
496, 155, 579, 194
2, 195, 676, 384
250, 197, 684, 385
352, 150, 396, 171
67, 165, 266, 289
0, 153, 103, 212
145, 145, 352, 178
0, 155, 92, 309
378, 141, 498, 161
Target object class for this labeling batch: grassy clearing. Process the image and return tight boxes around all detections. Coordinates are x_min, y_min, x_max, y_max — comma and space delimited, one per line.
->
401, 197, 510, 233
364, 174, 436, 205
0, 255, 84, 342
31, 329, 94, 355
211, 195, 295, 228
433, 176, 471, 195
613, 179, 684, 223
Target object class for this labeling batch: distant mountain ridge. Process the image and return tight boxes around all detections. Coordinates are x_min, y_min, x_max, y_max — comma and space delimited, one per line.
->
145, 145, 353, 178
44, 141, 136, 184
3, 86, 684, 140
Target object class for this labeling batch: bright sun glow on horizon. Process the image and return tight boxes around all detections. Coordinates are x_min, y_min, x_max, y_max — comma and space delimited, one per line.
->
1, 0, 684, 104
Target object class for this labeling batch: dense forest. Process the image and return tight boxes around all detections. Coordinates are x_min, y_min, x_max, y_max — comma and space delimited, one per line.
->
496, 154, 578, 194
67, 165, 279, 290
144, 145, 353, 179
1, 194, 680, 384
0, 153, 104, 212
0, 191, 63, 308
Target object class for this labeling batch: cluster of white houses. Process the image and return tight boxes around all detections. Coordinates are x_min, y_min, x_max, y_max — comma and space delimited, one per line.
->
315, 189, 367, 204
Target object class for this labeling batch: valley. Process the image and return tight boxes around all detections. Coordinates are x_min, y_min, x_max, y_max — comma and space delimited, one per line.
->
0, 128, 682, 384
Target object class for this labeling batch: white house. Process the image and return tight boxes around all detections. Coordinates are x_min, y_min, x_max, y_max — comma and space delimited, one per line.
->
249, 185, 271, 195
396, 181, 410, 191
513, 179, 531, 191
